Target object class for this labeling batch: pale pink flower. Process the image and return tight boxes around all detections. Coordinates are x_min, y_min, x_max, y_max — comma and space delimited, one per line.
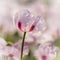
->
0, 37, 7, 46
4, 46, 20, 60
13, 39, 36, 57
13, 10, 47, 32
34, 44, 58, 60
0, 45, 20, 60
0, 37, 7, 49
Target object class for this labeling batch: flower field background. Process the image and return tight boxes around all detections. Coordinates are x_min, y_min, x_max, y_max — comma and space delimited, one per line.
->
0, 0, 60, 60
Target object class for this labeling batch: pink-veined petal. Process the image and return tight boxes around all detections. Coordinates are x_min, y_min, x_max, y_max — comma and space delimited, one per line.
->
14, 10, 35, 32
34, 16, 47, 32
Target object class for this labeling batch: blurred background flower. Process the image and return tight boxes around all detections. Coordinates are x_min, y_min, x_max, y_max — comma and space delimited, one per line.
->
34, 44, 58, 60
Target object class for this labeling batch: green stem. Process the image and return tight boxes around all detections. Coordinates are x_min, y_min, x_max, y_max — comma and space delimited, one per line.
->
21, 32, 26, 60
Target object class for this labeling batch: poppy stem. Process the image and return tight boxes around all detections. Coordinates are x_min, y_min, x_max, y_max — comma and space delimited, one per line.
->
21, 32, 26, 60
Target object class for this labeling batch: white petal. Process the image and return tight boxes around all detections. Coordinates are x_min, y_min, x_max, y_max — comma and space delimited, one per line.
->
0, 37, 7, 46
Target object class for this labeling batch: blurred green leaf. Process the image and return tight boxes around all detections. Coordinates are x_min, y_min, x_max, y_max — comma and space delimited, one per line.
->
54, 38, 60, 48
4, 31, 22, 45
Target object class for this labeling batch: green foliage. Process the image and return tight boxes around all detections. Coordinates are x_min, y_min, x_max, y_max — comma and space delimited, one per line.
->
40, 0, 50, 5
23, 50, 36, 60
4, 31, 22, 45
54, 38, 60, 48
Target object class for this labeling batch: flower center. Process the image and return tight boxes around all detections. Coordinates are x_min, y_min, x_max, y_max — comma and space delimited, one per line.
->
41, 55, 47, 60
8, 54, 14, 57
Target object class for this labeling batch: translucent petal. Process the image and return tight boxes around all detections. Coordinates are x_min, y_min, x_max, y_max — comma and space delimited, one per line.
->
13, 10, 35, 32
34, 16, 47, 32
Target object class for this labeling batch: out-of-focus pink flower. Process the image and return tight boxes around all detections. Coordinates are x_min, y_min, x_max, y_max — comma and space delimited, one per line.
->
0, 37, 7, 50
38, 32, 54, 45
0, 37, 7, 46
13, 40, 33, 56
0, 46, 20, 60
34, 44, 58, 60
13, 10, 47, 32
4, 46, 20, 60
